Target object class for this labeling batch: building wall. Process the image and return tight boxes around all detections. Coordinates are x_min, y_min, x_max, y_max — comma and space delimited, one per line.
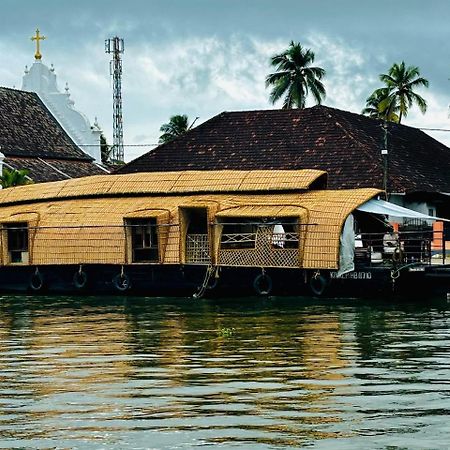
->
388, 194, 436, 225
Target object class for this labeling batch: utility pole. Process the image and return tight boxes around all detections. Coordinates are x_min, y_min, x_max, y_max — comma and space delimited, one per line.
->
105, 37, 125, 163
381, 121, 389, 199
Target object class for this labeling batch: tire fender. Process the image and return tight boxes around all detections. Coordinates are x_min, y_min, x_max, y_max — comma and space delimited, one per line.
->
309, 272, 329, 296
253, 273, 273, 296
30, 270, 44, 291
112, 272, 131, 292
73, 270, 88, 289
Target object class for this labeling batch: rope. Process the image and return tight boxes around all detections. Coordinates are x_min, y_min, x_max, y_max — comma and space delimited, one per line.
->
193, 265, 216, 299
390, 261, 422, 290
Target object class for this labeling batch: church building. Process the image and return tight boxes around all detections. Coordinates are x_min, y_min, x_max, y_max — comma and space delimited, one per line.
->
0, 29, 108, 183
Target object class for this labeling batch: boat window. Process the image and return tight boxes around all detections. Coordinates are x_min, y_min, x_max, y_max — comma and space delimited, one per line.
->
5, 222, 29, 263
220, 220, 258, 249
220, 218, 300, 250
127, 219, 159, 263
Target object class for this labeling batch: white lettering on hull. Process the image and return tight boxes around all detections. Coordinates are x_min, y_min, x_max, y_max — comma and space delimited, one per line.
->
330, 271, 372, 280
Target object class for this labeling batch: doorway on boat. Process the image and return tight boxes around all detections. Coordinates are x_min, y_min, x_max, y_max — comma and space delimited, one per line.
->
180, 207, 211, 264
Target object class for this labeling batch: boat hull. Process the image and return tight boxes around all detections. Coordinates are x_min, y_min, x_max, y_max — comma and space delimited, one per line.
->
0, 264, 447, 298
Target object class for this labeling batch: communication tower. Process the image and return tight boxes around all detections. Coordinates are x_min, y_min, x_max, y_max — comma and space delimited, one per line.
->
105, 37, 125, 162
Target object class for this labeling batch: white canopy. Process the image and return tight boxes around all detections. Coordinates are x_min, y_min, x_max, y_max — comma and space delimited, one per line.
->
357, 199, 449, 222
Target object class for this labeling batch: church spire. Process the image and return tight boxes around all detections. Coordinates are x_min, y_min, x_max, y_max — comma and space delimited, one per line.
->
31, 28, 46, 60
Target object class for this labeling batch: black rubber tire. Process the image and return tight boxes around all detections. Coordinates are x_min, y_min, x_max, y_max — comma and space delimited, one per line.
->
73, 270, 88, 289
30, 271, 44, 291
112, 273, 131, 292
309, 273, 329, 296
253, 273, 273, 296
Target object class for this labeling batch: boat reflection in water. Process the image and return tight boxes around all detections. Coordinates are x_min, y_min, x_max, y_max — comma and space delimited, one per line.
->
1, 295, 450, 448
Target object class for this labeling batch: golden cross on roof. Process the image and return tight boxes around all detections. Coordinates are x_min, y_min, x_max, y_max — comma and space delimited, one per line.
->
31, 28, 46, 60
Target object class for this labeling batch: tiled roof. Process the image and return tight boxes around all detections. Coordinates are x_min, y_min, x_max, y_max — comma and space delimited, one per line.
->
4, 157, 106, 182
0, 87, 92, 161
118, 106, 450, 193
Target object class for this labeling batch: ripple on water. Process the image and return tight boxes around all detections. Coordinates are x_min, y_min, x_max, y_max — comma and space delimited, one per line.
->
0, 295, 450, 448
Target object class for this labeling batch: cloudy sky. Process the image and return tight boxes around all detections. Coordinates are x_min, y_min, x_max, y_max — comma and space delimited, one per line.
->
1, 0, 450, 161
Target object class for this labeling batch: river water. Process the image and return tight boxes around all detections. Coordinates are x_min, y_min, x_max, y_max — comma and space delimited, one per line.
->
1, 295, 450, 449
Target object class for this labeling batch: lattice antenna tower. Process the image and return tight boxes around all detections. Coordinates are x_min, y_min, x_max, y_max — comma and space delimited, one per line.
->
105, 37, 125, 162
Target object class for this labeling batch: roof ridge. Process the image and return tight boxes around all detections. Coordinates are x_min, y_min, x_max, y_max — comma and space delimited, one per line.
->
0, 86, 34, 94
323, 107, 383, 164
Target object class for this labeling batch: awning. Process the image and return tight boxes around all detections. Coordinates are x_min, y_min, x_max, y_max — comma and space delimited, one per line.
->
357, 199, 450, 222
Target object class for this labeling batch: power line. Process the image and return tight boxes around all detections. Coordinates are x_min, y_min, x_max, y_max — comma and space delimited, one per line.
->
31, 143, 160, 147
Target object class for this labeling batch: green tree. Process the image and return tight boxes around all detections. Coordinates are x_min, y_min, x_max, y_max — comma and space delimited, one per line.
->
362, 88, 399, 122
363, 62, 429, 123
265, 41, 326, 109
159, 114, 190, 144
100, 133, 112, 164
0, 168, 33, 189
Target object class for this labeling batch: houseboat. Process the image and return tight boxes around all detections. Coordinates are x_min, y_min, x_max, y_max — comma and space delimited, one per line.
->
0, 169, 447, 297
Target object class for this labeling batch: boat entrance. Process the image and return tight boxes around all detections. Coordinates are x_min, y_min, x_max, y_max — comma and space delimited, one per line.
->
181, 207, 211, 264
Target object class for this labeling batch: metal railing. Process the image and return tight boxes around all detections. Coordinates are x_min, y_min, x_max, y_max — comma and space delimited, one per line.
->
0, 223, 176, 266
221, 233, 256, 249
0, 224, 444, 268
220, 232, 300, 249
356, 229, 446, 266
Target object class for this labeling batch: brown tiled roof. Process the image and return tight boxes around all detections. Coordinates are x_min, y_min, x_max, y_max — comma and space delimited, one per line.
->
0, 87, 92, 161
4, 157, 106, 183
118, 106, 450, 193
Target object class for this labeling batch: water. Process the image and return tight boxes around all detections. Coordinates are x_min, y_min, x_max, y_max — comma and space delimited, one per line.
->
1, 295, 450, 449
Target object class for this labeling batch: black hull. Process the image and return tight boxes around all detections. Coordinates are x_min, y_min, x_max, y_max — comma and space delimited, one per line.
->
0, 264, 448, 298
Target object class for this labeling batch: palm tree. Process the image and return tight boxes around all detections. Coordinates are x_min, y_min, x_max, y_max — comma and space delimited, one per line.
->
380, 62, 428, 123
0, 168, 33, 189
159, 114, 192, 144
362, 88, 399, 122
364, 62, 429, 124
265, 41, 326, 109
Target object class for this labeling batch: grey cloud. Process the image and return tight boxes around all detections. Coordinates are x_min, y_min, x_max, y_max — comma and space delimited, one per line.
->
2, 0, 450, 159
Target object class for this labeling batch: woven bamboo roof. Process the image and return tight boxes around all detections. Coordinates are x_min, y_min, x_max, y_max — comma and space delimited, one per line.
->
216, 205, 308, 217
0, 187, 380, 269
0, 170, 327, 206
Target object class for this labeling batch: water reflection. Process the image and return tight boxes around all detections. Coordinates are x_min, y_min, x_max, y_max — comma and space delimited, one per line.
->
0, 296, 449, 448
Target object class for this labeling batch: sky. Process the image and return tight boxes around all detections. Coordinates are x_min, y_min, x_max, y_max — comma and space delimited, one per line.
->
1, 0, 450, 161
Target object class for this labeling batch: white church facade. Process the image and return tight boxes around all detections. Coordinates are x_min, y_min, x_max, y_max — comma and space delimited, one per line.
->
21, 29, 103, 164
0, 29, 108, 184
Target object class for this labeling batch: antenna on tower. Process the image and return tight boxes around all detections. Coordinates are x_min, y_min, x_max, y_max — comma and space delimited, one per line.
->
105, 36, 125, 163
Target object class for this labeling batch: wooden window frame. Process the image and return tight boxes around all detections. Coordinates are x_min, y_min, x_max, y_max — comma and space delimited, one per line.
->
3, 222, 29, 264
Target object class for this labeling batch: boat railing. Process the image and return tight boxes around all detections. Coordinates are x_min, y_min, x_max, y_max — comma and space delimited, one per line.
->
221, 233, 257, 249
356, 229, 445, 266
220, 232, 299, 248
0, 223, 177, 265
